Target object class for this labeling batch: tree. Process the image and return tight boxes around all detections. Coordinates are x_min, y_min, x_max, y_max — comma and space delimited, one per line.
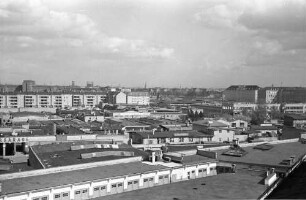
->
250, 106, 266, 125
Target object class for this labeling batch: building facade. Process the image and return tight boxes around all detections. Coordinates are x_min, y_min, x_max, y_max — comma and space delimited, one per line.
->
223, 85, 260, 103
0, 93, 106, 109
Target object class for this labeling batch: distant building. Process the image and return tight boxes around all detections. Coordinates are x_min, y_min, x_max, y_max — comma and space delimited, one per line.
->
274, 87, 306, 103
223, 85, 260, 103
126, 92, 150, 105
130, 130, 209, 145
192, 119, 235, 142
22, 80, 35, 92
0, 93, 106, 110
283, 103, 306, 114
284, 114, 306, 128
258, 87, 279, 104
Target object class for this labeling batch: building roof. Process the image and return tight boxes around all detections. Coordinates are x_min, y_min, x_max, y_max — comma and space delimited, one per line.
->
216, 142, 306, 168
250, 125, 278, 131
97, 173, 267, 200
0, 162, 167, 195
193, 120, 228, 128
32, 143, 149, 168
134, 130, 210, 139
226, 85, 260, 91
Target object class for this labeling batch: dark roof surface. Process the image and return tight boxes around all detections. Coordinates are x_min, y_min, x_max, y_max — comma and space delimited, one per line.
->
1, 162, 167, 195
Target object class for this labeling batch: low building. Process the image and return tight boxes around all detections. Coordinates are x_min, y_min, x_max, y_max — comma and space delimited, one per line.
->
130, 130, 211, 145
192, 120, 235, 142
105, 110, 151, 119
284, 114, 306, 128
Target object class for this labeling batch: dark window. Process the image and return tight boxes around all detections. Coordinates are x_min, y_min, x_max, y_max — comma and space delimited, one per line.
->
101, 186, 106, 190
159, 176, 163, 179
82, 189, 87, 193
94, 187, 99, 191
75, 191, 81, 195
62, 193, 69, 197
32, 198, 39, 200
133, 180, 139, 184
54, 194, 60, 199
128, 181, 133, 185
118, 183, 123, 187
149, 178, 154, 181
164, 175, 169, 178
41, 197, 48, 200
144, 179, 148, 182
112, 184, 117, 188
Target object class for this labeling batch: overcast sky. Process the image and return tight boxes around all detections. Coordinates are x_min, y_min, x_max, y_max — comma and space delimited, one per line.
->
0, 0, 306, 88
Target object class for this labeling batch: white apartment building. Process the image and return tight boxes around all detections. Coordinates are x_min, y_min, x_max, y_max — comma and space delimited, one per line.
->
0, 93, 106, 109
126, 92, 150, 105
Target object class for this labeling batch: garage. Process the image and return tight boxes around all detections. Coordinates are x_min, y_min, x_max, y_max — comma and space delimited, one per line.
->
74, 188, 89, 200
198, 168, 207, 178
92, 185, 108, 198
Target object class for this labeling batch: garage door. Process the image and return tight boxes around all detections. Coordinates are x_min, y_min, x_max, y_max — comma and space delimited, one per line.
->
92, 185, 107, 198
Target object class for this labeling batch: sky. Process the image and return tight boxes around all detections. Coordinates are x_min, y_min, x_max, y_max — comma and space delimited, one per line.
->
0, 0, 306, 88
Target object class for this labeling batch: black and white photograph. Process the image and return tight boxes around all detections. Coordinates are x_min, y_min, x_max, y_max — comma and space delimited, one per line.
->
0, 0, 306, 199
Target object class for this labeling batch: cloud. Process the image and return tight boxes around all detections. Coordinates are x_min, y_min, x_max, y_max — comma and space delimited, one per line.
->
0, 0, 173, 59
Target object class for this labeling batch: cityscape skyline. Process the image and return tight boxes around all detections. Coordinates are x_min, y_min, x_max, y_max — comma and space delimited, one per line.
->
1, 0, 306, 88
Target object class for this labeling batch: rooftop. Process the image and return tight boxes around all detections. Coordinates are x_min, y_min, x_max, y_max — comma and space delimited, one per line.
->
1, 162, 167, 195
97, 172, 267, 200
133, 130, 211, 139
216, 142, 306, 168
32, 143, 149, 168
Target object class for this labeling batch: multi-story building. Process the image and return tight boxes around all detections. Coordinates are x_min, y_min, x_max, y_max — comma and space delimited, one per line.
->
108, 91, 150, 105
223, 85, 260, 103
283, 103, 306, 114
258, 87, 279, 104
274, 87, 306, 103
22, 80, 35, 92
0, 92, 107, 110
126, 92, 150, 105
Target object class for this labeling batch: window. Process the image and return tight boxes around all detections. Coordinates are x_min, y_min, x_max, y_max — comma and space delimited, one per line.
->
219, 130, 222, 133
118, 183, 123, 187
134, 180, 139, 184
82, 189, 87, 193
159, 176, 163, 180
199, 169, 203, 173
94, 187, 99, 191
101, 186, 106, 190
170, 138, 174, 142
62, 193, 69, 197
128, 181, 133, 185
192, 170, 195, 174
75, 191, 81, 195
149, 177, 154, 181
189, 138, 193, 142
32, 198, 39, 200
164, 175, 169, 178
41, 197, 48, 200
179, 137, 184, 142
112, 184, 117, 188
144, 179, 148, 182
54, 194, 60, 199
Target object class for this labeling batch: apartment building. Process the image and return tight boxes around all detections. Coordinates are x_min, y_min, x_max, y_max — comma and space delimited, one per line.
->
126, 92, 150, 105
223, 85, 260, 103
0, 93, 106, 109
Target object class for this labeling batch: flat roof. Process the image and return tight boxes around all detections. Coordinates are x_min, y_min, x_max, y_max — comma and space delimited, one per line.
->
96, 173, 266, 200
1, 162, 167, 195
216, 142, 306, 167
33, 143, 149, 168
